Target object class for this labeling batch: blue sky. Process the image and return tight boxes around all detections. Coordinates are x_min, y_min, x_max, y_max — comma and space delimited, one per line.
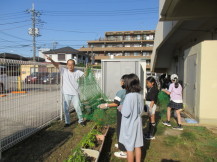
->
0, 0, 159, 57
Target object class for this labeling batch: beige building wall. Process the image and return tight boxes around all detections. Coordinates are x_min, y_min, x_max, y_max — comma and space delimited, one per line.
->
184, 43, 201, 120
21, 65, 38, 81
199, 41, 217, 125
184, 41, 217, 125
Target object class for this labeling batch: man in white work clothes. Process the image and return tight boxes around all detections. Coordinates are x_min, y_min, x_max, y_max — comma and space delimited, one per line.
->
46, 55, 85, 127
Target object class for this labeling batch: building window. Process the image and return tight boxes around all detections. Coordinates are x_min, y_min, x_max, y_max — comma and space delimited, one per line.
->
116, 36, 123, 40
134, 52, 140, 56
136, 35, 141, 40
134, 44, 141, 47
107, 36, 114, 40
125, 52, 131, 56
125, 35, 131, 40
143, 35, 147, 40
143, 52, 147, 56
146, 35, 150, 40
124, 44, 131, 47
58, 54, 65, 61
149, 35, 154, 40
143, 52, 151, 56
114, 52, 123, 56
146, 60, 151, 65
107, 44, 112, 47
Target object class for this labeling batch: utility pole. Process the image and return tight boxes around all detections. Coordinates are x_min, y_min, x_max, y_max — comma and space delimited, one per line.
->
27, 3, 40, 62
52, 42, 58, 50
32, 3, 36, 62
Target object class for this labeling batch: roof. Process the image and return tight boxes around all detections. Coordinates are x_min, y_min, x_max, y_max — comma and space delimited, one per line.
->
43, 47, 80, 54
0, 53, 28, 61
26, 57, 45, 62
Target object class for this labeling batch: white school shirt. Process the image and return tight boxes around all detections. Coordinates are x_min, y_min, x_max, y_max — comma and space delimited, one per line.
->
60, 67, 84, 95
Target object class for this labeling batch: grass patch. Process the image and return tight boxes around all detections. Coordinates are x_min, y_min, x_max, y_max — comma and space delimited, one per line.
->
181, 131, 197, 141
164, 136, 180, 146
204, 139, 217, 148
194, 148, 217, 162
155, 123, 166, 135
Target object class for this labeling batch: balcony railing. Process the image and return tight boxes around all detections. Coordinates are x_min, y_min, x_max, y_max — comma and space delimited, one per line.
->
89, 37, 154, 42
79, 46, 153, 52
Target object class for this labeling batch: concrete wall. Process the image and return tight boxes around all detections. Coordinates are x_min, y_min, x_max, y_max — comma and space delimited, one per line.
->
151, 0, 178, 71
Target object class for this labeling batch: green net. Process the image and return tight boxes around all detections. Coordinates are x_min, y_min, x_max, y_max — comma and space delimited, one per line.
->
79, 68, 117, 125
157, 91, 170, 119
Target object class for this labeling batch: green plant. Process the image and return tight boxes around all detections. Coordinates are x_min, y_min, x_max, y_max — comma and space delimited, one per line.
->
157, 91, 170, 119
65, 148, 88, 162
80, 129, 101, 149
65, 127, 102, 162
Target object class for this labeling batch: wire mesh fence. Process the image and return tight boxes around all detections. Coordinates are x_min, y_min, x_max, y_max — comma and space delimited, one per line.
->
0, 59, 61, 158
0, 59, 103, 159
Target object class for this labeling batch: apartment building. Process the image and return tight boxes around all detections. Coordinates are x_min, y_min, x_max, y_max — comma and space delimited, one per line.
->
79, 30, 155, 70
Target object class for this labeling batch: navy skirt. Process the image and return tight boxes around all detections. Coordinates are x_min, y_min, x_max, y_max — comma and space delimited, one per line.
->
168, 101, 183, 110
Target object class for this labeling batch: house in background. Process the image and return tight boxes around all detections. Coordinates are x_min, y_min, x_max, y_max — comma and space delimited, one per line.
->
0, 53, 28, 61
38, 48, 50, 58
152, 0, 217, 125
43, 47, 88, 64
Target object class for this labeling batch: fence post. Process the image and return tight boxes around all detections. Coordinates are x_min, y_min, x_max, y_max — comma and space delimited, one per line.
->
0, 139, 2, 160
60, 75, 63, 121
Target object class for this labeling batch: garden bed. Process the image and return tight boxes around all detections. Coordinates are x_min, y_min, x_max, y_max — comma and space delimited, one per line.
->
65, 125, 109, 162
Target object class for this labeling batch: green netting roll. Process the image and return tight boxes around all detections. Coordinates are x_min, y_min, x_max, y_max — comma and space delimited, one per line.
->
79, 68, 116, 125
157, 91, 170, 119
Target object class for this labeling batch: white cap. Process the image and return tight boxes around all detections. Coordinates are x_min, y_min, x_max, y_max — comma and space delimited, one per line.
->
171, 74, 178, 80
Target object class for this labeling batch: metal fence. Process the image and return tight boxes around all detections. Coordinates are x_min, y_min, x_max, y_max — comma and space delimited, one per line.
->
0, 59, 61, 159
0, 59, 103, 159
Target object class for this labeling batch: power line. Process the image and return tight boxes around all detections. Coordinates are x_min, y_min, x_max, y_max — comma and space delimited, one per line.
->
43, 11, 157, 17
45, 8, 157, 13
0, 11, 25, 17
41, 28, 97, 34
0, 15, 28, 20
0, 20, 30, 26
0, 31, 31, 41
0, 44, 32, 49
0, 24, 31, 31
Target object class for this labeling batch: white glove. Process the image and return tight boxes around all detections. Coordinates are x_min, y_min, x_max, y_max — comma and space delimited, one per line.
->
97, 103, 108, 109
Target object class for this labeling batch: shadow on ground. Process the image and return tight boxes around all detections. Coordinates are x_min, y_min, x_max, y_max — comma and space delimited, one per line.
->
1, 113, 78, 162
98, 111, 162, 161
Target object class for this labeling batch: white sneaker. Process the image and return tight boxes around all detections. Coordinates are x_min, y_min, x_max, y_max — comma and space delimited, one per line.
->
114, 143, 118, 149
114, 151, 127, 158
